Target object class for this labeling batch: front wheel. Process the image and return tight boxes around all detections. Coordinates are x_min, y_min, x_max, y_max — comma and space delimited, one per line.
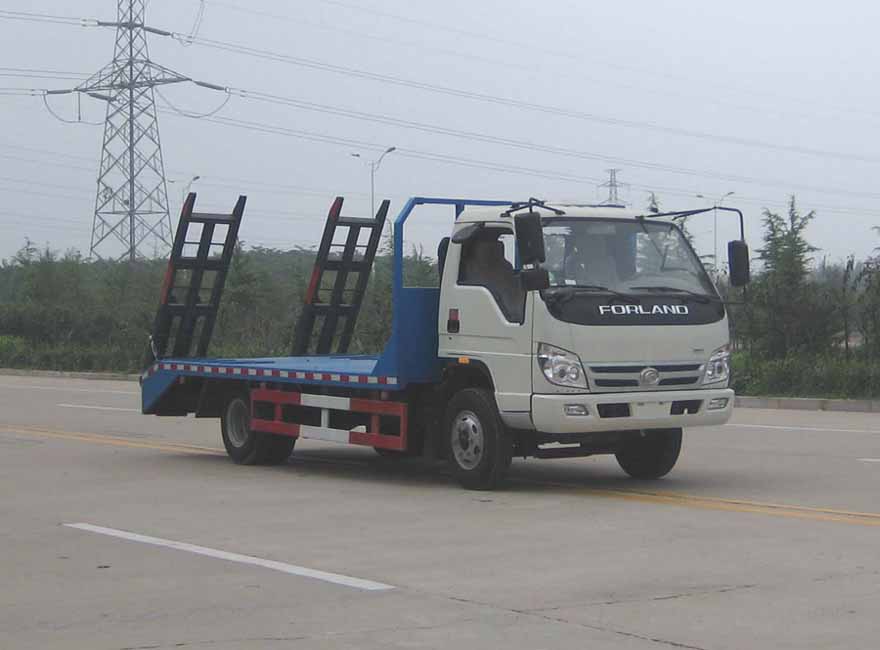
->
615, 428, 682, 479
444, 388, 512, 490
221, 394, 295, 465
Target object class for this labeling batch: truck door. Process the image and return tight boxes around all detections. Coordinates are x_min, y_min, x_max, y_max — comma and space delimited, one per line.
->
438, 224, 533, 415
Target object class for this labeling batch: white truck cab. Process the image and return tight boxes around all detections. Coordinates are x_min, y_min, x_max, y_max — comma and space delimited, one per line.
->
436, 201, 744, 488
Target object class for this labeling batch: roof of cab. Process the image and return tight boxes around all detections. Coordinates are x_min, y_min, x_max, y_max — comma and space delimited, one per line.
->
454, 202, 647, 225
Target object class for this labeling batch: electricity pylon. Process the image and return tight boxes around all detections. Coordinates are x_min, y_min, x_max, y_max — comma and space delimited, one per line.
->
57, 1, 188, 261
598, 168, 628, 207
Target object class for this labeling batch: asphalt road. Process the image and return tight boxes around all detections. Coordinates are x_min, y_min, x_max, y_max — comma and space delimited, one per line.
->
1, 374, 879, 649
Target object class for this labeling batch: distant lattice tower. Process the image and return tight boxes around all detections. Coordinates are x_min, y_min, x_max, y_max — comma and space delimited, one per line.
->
80, 0, 189, 261
598, 168, 628, 207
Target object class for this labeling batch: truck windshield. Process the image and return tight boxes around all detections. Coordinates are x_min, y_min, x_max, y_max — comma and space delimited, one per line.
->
541, 218, 716, 297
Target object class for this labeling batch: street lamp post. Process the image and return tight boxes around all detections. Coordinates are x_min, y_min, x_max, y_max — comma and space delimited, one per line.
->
696, 191, 734, 270
351, 147, 396, 217
169, 175, 201, 214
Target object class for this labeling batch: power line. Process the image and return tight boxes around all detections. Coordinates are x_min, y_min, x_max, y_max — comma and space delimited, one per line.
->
0, 122, 875, 222
0, 9, 94, 26
0, 67, 89, 76
0, 88, 43, 96
7, 7, 878, 164
0, 121, 873, 227
183, 112, 602, 185
211, 88, 880, 201
181, 0, 206, 45
41, 93, 103, 125
155, 86, 231, 118
171, 1, 878, 128
0, 210, 92, 229
0, 139, 376, 199
0, 152, 95, 172
166, 110, 880, 213
169, 33, 880, 166
0, 69, 90, 81
0, 174, 91, 194
0, 139, 95, 161
0, 183, 88, 202
298, 0, 880, 122
0, 74, 81, 81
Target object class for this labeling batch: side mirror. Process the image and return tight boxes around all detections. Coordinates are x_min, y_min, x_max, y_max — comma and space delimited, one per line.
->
437, 236, 450, 277
520, 267, 550, 292
514, 211, 546, 266
728, 240, 750, 287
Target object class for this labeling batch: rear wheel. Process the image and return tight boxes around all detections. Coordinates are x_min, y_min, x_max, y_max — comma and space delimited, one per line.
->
221, 395, 295, 465
444, 388, 512, 490
615, 428, 682, 479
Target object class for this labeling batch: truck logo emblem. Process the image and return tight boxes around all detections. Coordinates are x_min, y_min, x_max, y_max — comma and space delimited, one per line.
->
640, 367, 661, 386
598, 305, 689, 316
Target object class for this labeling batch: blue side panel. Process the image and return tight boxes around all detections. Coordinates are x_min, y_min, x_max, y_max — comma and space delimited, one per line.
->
207, 355, 381, 373
374, 287, 442, 384
141, 372, 178, 414
140, 354, 397, 414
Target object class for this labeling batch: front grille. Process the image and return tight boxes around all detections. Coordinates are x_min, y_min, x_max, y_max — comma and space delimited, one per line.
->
591, 364, 702, 374
594, 378, 639, 388
659, 377, 699, 386
588, 361, 704, 393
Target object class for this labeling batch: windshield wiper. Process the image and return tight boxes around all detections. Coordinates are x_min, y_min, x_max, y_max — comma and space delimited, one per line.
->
546, 285, 640, 305
627, 285, 720, 304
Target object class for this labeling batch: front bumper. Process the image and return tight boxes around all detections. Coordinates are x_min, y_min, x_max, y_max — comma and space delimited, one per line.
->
530, 388, 734, 434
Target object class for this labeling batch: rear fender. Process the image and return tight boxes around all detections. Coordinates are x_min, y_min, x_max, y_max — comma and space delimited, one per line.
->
195, 380, 249, 418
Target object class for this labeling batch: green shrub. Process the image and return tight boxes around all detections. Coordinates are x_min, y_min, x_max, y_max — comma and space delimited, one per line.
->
0, 335, 28, 366
732, 352, 880, 398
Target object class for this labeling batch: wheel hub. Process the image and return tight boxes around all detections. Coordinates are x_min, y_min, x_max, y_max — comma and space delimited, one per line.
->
451, 410, 484, 470
226, 399, 250, 448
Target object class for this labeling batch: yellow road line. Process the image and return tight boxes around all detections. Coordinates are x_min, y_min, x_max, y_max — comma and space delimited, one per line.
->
5, 424, 880, 526
2, 424, 223, 456
582, 488, 880, 526
618, 488, 880, 520
515, 478, 880, 526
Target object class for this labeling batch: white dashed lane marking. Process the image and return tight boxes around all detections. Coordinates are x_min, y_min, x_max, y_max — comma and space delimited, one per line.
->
57, 404, 139, 412
0, 383, 137, 395
64, 523, 395, 592
727, 423, 878, 435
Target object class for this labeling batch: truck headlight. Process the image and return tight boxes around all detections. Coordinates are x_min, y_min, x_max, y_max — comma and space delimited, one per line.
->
537, 343, 588, 389
703, 345, 731, 385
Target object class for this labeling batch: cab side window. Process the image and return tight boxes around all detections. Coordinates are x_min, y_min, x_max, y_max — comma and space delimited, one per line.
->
458, 230, 525, 323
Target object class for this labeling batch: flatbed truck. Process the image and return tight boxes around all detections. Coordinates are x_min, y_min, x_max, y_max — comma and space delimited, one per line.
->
141, 194, 750, 489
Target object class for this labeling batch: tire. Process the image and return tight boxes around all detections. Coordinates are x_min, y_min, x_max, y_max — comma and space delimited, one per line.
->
221, 394, 295, 465
443, 388, 512, 490
615, 428, 682, 479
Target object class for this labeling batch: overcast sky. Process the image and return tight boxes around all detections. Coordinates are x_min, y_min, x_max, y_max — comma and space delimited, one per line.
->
1, 0, 878, 266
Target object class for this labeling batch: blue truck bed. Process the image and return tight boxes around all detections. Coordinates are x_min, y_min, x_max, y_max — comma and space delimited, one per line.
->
141, 354, 405, 412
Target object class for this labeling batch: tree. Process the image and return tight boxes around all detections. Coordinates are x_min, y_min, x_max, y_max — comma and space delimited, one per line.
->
857, 227, 880, 359
740, 196, 836, 358
840, 256, 856, 359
